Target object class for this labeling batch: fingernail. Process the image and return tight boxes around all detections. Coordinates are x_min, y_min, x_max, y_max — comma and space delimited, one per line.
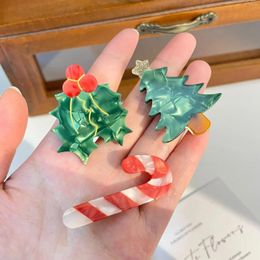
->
9, 86, 22, 95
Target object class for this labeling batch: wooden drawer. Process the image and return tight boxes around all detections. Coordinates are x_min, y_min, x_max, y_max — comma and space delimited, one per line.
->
0, 0, 258, 36
0, 0, 259, 115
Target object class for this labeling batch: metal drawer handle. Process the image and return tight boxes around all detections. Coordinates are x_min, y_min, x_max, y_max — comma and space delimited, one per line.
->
136, 12, 217, 34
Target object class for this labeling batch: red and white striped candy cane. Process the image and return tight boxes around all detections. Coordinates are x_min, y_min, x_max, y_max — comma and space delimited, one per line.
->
63, 155, 172, 229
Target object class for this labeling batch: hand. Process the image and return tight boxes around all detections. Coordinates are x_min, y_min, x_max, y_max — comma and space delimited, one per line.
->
0, 29, 211, 259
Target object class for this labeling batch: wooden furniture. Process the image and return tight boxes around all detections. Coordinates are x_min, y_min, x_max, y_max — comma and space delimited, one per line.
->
0, 0, 259, 115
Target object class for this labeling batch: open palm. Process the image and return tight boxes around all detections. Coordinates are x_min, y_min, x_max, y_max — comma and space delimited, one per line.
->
0, 29, 211, 260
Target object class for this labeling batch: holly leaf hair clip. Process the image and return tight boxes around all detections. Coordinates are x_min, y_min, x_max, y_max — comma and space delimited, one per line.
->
50, 64, 131, 164
132, 60, 222, 142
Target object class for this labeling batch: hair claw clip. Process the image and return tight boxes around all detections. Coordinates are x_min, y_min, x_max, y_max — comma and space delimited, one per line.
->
132, 60, 222, 142
50, 64, 131, 164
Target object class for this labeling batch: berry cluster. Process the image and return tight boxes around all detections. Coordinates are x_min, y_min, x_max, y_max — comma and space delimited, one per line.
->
62, 64, 98, 97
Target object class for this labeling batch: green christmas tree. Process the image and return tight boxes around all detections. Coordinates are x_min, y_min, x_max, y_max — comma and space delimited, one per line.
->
133, 61, 221, 142
50, 65, 131, 164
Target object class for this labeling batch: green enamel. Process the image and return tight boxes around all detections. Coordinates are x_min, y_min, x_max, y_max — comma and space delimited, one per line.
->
140, 67, 221, 142
50, 84, 131, 164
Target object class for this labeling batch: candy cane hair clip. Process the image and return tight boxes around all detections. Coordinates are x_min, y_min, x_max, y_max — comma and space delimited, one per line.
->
63, 155, 172, 229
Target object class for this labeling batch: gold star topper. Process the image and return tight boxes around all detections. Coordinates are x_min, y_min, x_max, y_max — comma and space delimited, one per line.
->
132, 60, 150, 78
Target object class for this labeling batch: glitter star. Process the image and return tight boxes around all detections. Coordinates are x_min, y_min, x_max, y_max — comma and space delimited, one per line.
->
132, 60, 150, 78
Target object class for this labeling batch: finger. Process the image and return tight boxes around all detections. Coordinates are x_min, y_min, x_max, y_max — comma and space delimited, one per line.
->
123, 32, 197, 148
129, 60, 211, 159
136, 60, 211, 240
0, 87, 28, 185
141, 132, 208, 247
88, 33, 197, 168
89, 28, 139, 90
31, 28, 139, 161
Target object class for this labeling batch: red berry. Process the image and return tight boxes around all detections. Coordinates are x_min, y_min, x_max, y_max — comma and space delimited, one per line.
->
79, 74, 98, 93
65, 64, 84, 80
62, 80, 80, 97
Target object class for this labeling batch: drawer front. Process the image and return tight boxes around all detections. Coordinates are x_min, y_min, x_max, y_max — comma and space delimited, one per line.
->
1, 1, 259, 50
0, 0, 254, 36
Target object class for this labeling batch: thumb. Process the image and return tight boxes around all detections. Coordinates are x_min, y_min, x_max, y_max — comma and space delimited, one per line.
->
0, 87, 28, 185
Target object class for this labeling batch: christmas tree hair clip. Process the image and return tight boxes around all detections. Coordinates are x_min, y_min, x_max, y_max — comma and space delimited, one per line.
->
132, 60, 222, 142
50, 64, 131, 164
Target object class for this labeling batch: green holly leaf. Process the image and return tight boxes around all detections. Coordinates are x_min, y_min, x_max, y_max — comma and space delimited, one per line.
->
140, 67, 221, 142
50, 84, 131, 164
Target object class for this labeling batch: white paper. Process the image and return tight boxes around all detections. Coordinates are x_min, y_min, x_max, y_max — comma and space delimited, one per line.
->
153, 179, 260, 260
